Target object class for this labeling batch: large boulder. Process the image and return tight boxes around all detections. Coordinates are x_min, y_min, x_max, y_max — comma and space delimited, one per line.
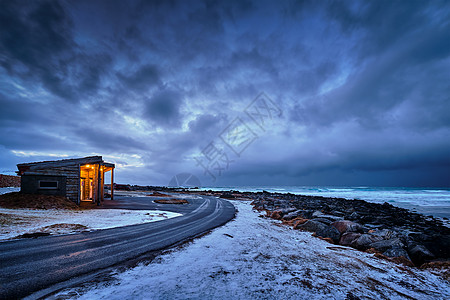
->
339, 232, 362, 246
271, 208, 297, 220
282, 209, 312, 220
369, 238, 404, 252
383, 246, 410, 260
280, 208, 297, 215
408, 244, 435, 266
331, 220, 365, 234
298, 220, 341, 243
350, 234, 383, 250
292, 218, 309, 229
312, 218, 333, 225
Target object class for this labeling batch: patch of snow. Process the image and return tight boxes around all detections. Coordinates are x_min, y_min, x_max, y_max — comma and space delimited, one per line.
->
55, 200, 450, 299
0, 208, 181, 241
113, 191, 151, 198
0, 187, 20, 195
172, 194, 202, 199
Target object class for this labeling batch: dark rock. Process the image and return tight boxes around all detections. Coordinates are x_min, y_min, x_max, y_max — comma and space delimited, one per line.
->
282, 209, 308, 220
331, 210, 345, 216
364, 224, 383, 230
349, 212, 360, 220
292, 218, 309, 229
282, 208, 297, 213
371, 229, 397, 240
300, 210, 314, 219
312, 211, 343, 221
246, 189, 450, 266
350, 234, 383, 250
312, 218, 333, 225
270, 208, 297, 220
299, 220, 326, 233
331, 220, 364, 234
383, 246, 410, 260
408, 244, 435, 265
219, 192, 235, 199
422, 234, 450, 259
298, 220, 341, 243
369, 238, 404, 252
340, 232, 362, 246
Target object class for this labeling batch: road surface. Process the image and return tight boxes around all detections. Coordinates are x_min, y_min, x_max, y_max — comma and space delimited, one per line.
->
0, 193, 235, 299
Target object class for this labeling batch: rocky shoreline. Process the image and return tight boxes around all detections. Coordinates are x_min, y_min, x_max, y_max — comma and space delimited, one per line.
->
180, 189, 449, 271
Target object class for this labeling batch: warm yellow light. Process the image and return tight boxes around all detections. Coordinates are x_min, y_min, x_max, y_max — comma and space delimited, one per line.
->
86, 165, 90, 167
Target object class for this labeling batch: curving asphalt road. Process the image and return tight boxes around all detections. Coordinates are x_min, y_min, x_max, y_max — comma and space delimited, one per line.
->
0, 193, 235, 299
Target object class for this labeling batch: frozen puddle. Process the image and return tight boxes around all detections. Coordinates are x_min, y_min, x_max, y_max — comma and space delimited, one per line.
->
0, 208, 181, 241
55, 200, 449, 299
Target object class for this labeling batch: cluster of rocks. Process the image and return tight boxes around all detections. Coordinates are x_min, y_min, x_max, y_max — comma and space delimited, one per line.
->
214, 190, 449, 268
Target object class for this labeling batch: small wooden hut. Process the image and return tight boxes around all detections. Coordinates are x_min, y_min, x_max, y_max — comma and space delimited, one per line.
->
16, 156, 115, 205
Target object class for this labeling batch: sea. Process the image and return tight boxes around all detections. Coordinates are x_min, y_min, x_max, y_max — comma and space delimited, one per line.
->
2, 186, 450, 221
201, 186, 450, 221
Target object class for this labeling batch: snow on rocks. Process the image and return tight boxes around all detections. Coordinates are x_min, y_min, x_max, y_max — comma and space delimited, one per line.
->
249, 193, 450, 267
0, 208, 181, 241
55, 200, 449, 299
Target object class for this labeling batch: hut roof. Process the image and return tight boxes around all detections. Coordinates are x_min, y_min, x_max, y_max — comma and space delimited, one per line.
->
17, 156, 114, 175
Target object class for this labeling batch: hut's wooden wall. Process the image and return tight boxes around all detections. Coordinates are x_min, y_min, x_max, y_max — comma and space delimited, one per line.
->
22, 165, 80, 202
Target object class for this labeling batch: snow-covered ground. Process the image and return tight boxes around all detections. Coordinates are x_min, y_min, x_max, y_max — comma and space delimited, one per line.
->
0, 208, 181, 241
55, 200, 449, 300
0, 187, 20, 195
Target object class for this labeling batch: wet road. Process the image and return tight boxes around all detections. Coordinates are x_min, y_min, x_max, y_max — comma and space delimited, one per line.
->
0, 194, 235, 299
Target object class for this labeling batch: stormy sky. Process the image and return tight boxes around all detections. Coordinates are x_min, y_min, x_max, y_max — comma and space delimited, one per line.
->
0, 0, 449, 187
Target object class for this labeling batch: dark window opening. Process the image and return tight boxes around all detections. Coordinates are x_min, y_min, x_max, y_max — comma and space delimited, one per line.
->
39, 180, 58, 189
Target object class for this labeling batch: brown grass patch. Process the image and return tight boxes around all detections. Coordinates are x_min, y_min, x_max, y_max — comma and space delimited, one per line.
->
40, 223, 89, 232
147, 192, 172, 197
154, 198, 188, 204
292, 218, 309, 229
0, 192, 79, 210
420, 261, 450, 281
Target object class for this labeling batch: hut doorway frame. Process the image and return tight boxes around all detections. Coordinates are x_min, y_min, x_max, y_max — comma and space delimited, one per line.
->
79, 163, 114, 205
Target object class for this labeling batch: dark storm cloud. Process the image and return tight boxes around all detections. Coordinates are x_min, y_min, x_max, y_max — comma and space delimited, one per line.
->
144, 89, 184, 128
72, 127, 148, 152
188, 114, 227, 136
0, 1, 71, 71
325, 0, 446, 56
117, 64, 160, 91
0, 93, 46, 127
290, 0, 450, 132
0, 0, 112, 101
0, 0, 449, 186
0, 129, 76, 151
